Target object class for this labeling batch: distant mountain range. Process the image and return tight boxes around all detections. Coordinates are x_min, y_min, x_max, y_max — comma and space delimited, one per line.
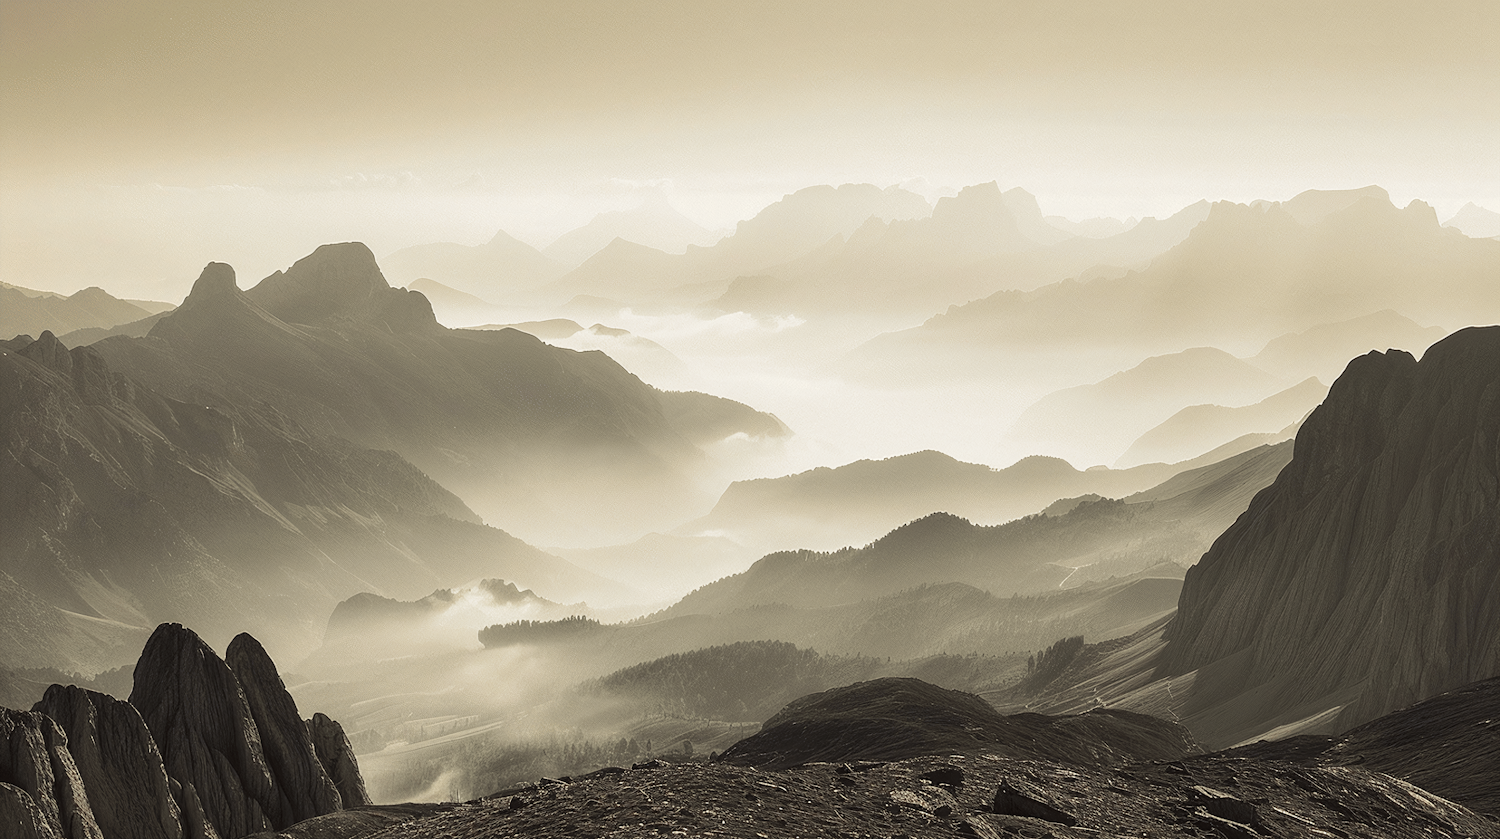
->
0, 327, 608, 672
684, 445, 1274, 556
1115, 377, 1323, 468
379, 229, 565, 302
848, 189, 1499, 384
668, 442, 1291, 615
1009, 347, 1287, 466
1443, 201, 1500, 239
1, 282, 170, 341
0, 243, 789, 672
541, 193, 725, 268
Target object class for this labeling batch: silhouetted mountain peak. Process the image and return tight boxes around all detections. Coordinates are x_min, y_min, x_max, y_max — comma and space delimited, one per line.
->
188, 261, 240, 300
1276, 185, 1392, 225
243, 243, 438, 332
17, 330, 71, 373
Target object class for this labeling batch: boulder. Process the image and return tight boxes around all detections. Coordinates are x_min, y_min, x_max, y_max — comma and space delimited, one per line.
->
991, 777, 1077, 826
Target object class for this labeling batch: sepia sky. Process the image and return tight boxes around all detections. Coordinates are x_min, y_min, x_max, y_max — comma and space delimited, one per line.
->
2, 0, 1497, 296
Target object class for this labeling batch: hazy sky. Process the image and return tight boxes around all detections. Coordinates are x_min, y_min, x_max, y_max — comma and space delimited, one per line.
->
3, 0, 1497, 297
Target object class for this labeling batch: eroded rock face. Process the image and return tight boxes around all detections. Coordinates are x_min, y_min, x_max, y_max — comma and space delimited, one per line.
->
223, 634, 340, 823
33, 684, 184, 839
129, 624, 278, 839
0, 708, 103, 839
306, 714, 370, 808
1159, 325, 1500, 741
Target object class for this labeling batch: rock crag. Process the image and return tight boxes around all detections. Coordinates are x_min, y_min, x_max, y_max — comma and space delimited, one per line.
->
32, 684, 183, 839
1157, 325, 1500, 743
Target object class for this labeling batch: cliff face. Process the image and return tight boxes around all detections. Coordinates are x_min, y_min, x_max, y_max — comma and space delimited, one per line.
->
1158, 325, 1500, 739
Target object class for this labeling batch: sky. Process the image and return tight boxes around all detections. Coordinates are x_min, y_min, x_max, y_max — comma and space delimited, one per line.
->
2, 0, 1497, 298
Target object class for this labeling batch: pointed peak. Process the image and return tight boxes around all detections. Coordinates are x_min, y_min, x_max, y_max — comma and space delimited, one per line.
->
188, 262, 239, 301
18, 329, 74, 375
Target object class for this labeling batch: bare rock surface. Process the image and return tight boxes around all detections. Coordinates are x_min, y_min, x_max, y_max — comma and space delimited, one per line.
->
32, 683, 184, 839
0, 707, 103, 839
225, 634, 341, 824
305, 714, 370, 808
129, 623, 280, 839
278, 752, 1499, 838
1157, 325, 1500, 745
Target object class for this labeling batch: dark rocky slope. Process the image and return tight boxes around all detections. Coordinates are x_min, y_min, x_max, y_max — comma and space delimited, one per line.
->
248, 676, 1500, 838
0, 325, 600, 671
718, 677, 1198, 770
1158, 324, 1500, 740
90, 245, 783, 545
1012, 326, 1500, 749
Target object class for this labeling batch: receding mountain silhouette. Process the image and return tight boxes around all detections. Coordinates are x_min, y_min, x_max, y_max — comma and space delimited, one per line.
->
1044, 214, 1137, 238
1261, 184, 1393, 226
378, 229, 564, 301
542, 183, 931, 305
1017, 327, 1500, 749
850, 192, 1500, 383
0, 324, 613, 670
667, 443, 1290, 616
403, 278, 508, 327
554, 532, 756, 599
302, 579, 589, 668
718, 677, 1197, 770
86, 244, 783, 546
480, 318, 586, 340
1115, 376, 1326, 468
687, 449, 1216, 555
1444, 201, 1500, 239
1010, 347, 1286, 465
1000, 187, 1074, 246
1249, 309, 1448, 382
1, 283, 159, 341
542, 194, 722, 268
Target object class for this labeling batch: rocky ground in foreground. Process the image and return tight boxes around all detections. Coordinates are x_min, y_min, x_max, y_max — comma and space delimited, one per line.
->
260, 750, 1500, 839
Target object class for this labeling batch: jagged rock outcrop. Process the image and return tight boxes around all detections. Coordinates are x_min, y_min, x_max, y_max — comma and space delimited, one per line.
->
129, 624, 278, 839
223, 635, 340, 824
0, 708, 103, 839
32, 684, 184, 839
305, 714, 369, 808
129, 624, 351, 839
1157, 325, 1500, 742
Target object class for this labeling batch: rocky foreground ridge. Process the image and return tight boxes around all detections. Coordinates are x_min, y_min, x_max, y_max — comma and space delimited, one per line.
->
241, 676, 1500, 839
1, 623, 367, 839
